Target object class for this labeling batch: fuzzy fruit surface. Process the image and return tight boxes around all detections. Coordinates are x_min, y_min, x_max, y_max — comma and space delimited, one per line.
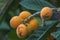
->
40, 7, 53, 20
16, 24, 27, 38
29, 18, 39, 31
19, 11, 31, 19
10, 16, 23, 28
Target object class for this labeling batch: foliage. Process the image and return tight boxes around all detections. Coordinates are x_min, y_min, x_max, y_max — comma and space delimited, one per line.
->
0, 0, 59, 40
20, 0, 55, 11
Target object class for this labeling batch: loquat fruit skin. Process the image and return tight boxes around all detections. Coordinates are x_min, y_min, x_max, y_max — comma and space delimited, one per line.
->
26, 24, 33, 35
40, 7, 53, 20
29, 18, 39, 31
16, 24, 27, 38
10, 16, 23, 29
19, 11, 31, 19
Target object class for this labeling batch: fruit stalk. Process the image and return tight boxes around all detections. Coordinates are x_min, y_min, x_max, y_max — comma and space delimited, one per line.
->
42, 19, 46, 26
23, 11, 46, 27
23, 11, 40, 24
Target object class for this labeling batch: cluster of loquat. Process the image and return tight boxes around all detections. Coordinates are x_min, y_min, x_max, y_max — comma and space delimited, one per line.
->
10, 7, 53, 38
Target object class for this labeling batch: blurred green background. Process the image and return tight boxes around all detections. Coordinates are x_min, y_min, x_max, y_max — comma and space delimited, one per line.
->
0, 0, 60, 40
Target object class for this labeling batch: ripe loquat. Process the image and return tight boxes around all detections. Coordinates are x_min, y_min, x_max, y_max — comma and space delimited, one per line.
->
40, 7, 53, 20
10, 16, 23, 28
16, 24, 27, 38
29, 18, 39, 31
19, 11, 31, 19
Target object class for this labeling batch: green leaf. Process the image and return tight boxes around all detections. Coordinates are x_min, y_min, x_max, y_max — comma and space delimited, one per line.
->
0, 21, 11, 31
8, 8, 21, 17
26, 21, 58, 40
0, 0, 14, 23
56, 23, 60, 27
8, 29, 25, 40
34, 17, 42, 26
20, 0, 55, 11
51, 31, 60, 39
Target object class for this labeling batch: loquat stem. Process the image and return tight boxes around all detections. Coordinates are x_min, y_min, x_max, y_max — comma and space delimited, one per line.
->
23, 11, 46, 26
42, 19, 46, 26
51, 7, 60, 11
23, 8, 59, 26
23, 11, 40, 24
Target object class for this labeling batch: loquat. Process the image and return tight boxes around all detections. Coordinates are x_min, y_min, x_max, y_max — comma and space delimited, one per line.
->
16, 24, 27, 38
40, 7, 53, 20
29, 18, 39, 31
19, 11, 31, 19
10, 16, 23, 28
